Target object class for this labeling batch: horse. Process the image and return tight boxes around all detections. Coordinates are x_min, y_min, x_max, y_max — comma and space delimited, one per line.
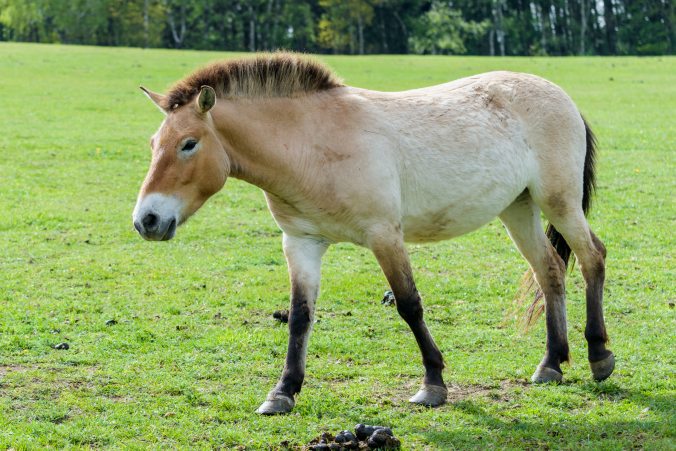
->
132, 53, 614, 415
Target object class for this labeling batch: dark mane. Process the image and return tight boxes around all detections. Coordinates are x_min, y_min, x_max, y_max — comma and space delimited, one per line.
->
162, 53, 343, 110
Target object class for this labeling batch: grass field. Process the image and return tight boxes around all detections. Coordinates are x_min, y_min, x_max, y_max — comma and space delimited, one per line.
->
0, 42, 674, 449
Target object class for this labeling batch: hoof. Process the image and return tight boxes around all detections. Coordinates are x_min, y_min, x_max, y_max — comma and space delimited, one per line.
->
531, 365, 563, 383
409, 384, 447, 407
590, 352, 615, 381
256, 393, 295, 415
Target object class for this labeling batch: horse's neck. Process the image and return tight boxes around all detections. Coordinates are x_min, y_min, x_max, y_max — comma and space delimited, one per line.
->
212, 94, 339, 198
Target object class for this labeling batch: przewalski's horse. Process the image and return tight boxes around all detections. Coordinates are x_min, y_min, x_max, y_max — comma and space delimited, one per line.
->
132, 53, 614, 415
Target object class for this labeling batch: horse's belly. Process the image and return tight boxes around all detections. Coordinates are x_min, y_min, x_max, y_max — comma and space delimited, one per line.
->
399, 156, 530, 243
402, 201, 506, 243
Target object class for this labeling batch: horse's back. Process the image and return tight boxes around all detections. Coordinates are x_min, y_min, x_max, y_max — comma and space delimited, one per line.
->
348, 72, 587, 242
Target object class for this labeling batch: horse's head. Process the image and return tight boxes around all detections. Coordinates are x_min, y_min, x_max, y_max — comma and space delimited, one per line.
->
133, 85, 229, 241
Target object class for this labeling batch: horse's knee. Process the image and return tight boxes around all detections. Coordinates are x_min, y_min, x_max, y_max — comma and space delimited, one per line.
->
395, 292, 424, 323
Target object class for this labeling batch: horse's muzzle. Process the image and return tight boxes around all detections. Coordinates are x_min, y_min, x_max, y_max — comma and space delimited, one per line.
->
134, 214, 177, 241
132, 193, 183, 242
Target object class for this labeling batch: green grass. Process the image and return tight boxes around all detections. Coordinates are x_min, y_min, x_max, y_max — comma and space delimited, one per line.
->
0, 42, 674, 449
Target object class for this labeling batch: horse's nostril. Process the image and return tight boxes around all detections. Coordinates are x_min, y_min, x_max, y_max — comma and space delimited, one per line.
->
142, 212, 159, 230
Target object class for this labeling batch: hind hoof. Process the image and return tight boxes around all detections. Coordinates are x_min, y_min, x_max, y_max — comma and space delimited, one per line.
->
256, 393, 295, 415
409, 384, 447, 407
590, 352, 615, 381
531, 365, 563, 383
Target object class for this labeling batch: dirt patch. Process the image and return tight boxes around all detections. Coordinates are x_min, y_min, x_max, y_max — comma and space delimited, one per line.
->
447, 380, 529, 402
0, 365, 32, 376
393, 379, 530, 405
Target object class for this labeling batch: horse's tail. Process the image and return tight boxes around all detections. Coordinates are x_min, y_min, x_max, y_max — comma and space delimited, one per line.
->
519, 116, 597, 328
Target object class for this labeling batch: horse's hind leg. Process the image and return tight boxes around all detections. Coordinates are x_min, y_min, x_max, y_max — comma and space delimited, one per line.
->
500, 192, 569, 382
369, 225, 447, 406
584, 231, 614, 380
542, 208, 614, 381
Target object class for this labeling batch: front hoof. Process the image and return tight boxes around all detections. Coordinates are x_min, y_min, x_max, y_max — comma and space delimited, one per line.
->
256, 393, 295, 415
531, 364, 563, 383
590, 352, 615, 381
409, 384, 447, 407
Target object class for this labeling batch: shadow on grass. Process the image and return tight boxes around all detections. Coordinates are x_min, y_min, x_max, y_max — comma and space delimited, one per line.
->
421, 382, 675, 449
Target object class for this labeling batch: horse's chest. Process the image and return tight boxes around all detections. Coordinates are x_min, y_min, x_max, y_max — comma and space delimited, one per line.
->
264, 192, 369, 244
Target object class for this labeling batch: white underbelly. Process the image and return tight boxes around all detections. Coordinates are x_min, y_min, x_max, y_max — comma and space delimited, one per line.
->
399, 146, 532, 243
402, 198, 512, 243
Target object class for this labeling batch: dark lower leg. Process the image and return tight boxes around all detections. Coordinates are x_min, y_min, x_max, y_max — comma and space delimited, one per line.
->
534, 253, 569, 378
272, 290, 312, 397
584, 273, 611, 362
541, 293, 570, 373
395, 290, 445, 387
584, 234, 611, 363
257, 235, 326, 414
370, 229, 446, 405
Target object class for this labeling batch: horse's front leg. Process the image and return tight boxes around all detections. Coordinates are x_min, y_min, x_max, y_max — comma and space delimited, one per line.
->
256, 234, 328, 415
369, 226, 448, 406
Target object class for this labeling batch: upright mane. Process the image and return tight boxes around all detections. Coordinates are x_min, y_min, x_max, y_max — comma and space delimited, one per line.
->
162, 53, 343, 110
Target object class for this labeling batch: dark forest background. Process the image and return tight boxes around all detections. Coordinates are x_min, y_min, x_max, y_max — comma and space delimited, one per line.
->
0, 0, 673, 55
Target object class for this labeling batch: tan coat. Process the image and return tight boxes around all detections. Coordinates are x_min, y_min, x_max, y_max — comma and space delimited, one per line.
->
132, 54, 613, 414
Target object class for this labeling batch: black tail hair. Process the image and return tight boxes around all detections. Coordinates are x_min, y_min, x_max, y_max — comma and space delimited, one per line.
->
521, 116, 598, 326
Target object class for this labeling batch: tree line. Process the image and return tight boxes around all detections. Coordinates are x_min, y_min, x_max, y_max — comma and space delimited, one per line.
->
0, 0, 673, 55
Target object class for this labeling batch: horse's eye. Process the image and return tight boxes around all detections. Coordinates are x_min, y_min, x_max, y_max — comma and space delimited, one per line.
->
181, 139, 198, 152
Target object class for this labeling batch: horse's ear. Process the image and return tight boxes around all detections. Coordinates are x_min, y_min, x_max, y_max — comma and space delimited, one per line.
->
140, 86, 168, 114
196, 85, 216, 114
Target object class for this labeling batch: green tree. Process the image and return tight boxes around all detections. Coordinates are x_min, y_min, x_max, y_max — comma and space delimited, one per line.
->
1, 0, 674, 55
618, 0, 674, 54
318, 0, 377, 54
410, 2, 489, 54
279, 1, 317, 51
0, 0, 54, 41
